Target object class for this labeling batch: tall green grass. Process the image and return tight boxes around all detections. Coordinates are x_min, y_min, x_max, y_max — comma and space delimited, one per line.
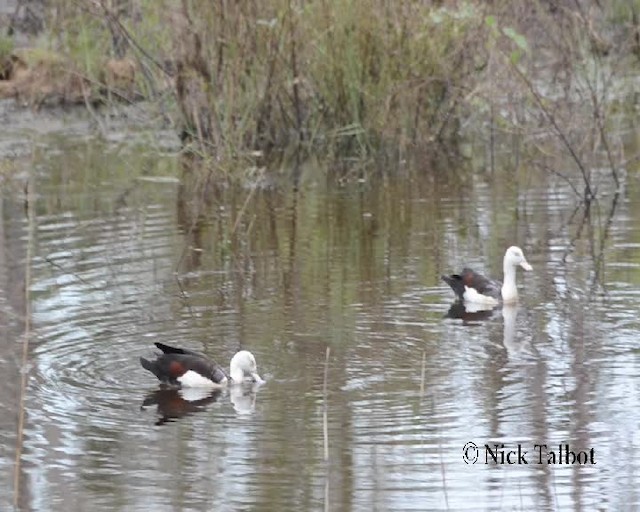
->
162, 0, 485, 159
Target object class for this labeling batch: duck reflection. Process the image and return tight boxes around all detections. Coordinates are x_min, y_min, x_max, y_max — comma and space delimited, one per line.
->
141, 388, 222, 425
501, 304, 528, 357
444, 301, 497, 324
445, 301, 528, 357
141, 383, 264, 424
230, 382, 262, 415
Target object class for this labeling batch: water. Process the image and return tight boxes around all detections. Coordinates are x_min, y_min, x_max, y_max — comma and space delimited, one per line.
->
1, 125, 640, 511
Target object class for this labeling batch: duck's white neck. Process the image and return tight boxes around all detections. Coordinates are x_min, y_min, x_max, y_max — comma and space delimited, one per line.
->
501, 262, 519, 304
230, 367, 245, 382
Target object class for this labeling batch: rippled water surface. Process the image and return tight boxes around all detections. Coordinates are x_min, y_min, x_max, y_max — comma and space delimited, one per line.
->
2, 128, 640, 511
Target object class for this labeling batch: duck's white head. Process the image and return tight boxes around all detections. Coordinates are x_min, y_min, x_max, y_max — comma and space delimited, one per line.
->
504, 246, 532, 272
229, 350, 264, 384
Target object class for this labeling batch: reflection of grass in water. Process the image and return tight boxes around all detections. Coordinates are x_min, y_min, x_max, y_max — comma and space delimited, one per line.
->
0, 159, 19, 184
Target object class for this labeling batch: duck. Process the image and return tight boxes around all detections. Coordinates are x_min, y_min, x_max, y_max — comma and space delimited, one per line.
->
442, 246, 532, 306
140, 342, 264, 388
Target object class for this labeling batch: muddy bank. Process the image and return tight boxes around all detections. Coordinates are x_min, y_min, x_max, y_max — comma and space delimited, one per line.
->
0, 48, 138, 107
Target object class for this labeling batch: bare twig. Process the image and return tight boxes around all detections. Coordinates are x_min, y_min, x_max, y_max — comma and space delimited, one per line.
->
506, 54, 594, 199
582, 59, 620, 190
288, 2, 304, 144
589, 191, 619, 293
231, 185, 258, 235
534, 162, 581, 197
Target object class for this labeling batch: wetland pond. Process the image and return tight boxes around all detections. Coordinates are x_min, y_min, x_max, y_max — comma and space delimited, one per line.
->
2, 106, 640, 511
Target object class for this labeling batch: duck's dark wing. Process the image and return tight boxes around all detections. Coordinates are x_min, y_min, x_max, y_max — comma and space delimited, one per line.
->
461, 268, 501, 298
140, 353, 228, 386
442, 267, 501, 300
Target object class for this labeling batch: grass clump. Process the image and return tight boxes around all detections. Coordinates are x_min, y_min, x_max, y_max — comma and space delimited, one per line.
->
167, 0, 484, 160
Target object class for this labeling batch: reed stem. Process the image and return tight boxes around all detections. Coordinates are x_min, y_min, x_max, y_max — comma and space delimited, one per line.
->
419, 350, 426, 398
14, 171, 35, 507
323, 346, 330, 462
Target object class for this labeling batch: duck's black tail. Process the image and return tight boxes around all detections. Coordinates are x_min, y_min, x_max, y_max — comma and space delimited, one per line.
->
154, 342, 201, 356
441, 274, 465, 300
140, 357, 161, 380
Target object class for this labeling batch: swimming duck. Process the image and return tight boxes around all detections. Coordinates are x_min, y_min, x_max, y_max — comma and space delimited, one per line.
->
442, 246, 532, 306
140, 342, 264, 388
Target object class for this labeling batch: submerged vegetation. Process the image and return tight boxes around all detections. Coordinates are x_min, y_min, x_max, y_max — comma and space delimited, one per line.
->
3, 0, 640, 191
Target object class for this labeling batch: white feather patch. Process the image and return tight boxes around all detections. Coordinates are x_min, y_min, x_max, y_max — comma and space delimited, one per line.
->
463, 286, 499, 307
178, 370, 226, 388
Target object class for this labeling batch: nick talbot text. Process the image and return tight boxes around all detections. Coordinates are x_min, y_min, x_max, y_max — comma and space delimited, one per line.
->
484, 443, 595, 465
